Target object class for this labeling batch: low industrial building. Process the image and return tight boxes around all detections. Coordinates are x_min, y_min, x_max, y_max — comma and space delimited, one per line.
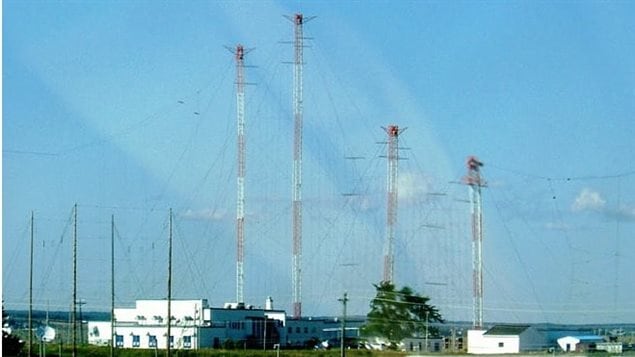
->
597, 342, 623, 354
87, 298, 363, 350
88, 298, 286, 349
285, 317, 363, 348
467, 325, 547, 354
557, 335, 604, 352
401, 337, 445, 352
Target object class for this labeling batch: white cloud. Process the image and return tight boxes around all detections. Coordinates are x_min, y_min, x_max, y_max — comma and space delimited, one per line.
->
607, 205, 635, 222
571, 188, 606, 212
180, 208, 227, 221
398, 172, 432, 203
570, 189, 635, 223
545, 221, 571, 231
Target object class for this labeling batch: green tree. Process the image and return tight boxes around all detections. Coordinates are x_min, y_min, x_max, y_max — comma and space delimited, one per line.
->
362, 282, 443, 349
3, 300, 25, 356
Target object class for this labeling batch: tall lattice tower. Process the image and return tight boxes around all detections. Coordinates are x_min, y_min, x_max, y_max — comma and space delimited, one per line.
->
289, 13, 306, 319
383, 125, 402, 284
463, 156, 485, 329
233, 44, 247, 304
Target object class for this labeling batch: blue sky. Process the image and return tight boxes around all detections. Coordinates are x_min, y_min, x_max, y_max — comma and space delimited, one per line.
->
3, 1, 635, 325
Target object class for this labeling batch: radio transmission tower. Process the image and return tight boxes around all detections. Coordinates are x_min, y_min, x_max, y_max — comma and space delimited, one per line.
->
383, 125, 402, 284
290, 13, 305, 319
229, 44, 249, 304
284, 13, 314, 319
463, 156, 485, 329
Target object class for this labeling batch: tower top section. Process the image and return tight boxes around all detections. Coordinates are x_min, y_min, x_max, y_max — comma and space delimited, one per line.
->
284, 13, 315, 27
463, 156, 485, 187
466, 156, 483, 171
386, 125, 399, 138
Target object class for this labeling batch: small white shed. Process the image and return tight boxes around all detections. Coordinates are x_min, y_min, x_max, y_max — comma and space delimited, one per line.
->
557, 335, 604, 352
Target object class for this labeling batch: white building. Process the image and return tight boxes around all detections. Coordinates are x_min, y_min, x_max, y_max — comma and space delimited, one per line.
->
88, 299, 286, 350
557, 335, 604, 352
467, 325, 546, 354
596, 342, 623, 354
87, 298, 365, 350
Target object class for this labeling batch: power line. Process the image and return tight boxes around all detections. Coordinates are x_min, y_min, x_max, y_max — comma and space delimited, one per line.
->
489, 164, 635, 182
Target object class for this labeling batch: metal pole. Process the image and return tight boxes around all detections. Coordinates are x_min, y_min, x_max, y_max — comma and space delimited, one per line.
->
29, 211, 34, 357
263, 319, 267, 351
425, 311, 429, 352
72, 203, 78, 357
78, 300, 85, 345
338, 292, 348, 357
110, 215, 115, 357
166, 209, 173, 357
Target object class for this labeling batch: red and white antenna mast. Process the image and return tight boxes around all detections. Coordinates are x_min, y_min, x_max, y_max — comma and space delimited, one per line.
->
284, 12, 314, 319
383, 125, 402, 284
463, 156, 485, 329
231, 44, 247, 304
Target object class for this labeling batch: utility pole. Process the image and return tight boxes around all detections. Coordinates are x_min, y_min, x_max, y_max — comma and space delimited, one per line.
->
166, 209, 173, 357
28, 211, 33, 356
463, 156, 485, 329
263, 319, 267, 351
72, 203, 78, 357
425, 311, 429, 352
382, 125, 402, 284
77, 299, 86, 345
29, 211, 34, 357
338, 292, 349, 357
110, 215, 115, 357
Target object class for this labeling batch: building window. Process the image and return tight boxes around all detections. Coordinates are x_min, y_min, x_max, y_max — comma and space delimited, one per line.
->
295, 327, 300, 333
183, 335, 192, 349
288, 327, 292, 334
498, 342, 504, 348
148, 335, 157, 348
304, 327, 308, 334
115, 335, 124, 347
132, 335, 140, 347
230, 321, 244, 330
